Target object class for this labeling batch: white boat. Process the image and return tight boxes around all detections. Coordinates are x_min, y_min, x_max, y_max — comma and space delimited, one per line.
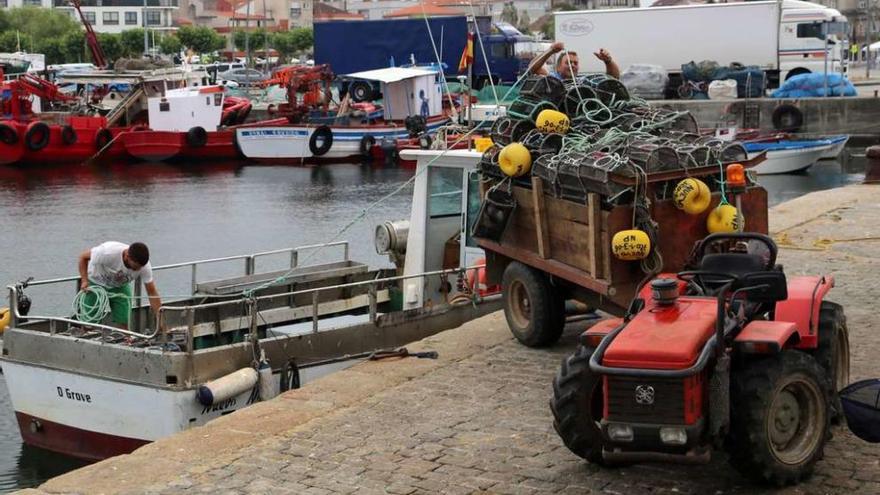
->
0, 150, 498, 461
744, 139, 833, 174
235, 67, 451, 162
819, 134, 849, 160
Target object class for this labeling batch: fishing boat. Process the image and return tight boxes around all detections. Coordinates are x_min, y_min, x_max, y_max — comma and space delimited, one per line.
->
818, 134, 849, 160
743, 138, 832, 174
235, 67, 451, 163
0, 149, 505, 461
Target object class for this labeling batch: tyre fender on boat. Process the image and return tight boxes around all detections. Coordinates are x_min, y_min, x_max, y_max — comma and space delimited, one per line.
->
61, 125, 78, 146
309, 125, 333, 156
24, 121, 50, 151
196, 367, 259, 406
359, 134, 376, 158
419, 134, 433, 150
0, 306, 9, 334
95, 128, 113, 150
772, 104, 804, 132
186, 126, 208, 148
0, 122, 18, 145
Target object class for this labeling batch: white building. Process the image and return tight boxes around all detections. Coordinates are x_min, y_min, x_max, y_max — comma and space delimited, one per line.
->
0, 0, 178, 34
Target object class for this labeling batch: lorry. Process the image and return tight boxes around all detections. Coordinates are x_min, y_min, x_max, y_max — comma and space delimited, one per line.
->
314, 16, 548, 96
555, 0, 848, 92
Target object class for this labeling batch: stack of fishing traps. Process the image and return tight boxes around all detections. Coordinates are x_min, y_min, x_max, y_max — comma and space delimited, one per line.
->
480, 74, 749, 204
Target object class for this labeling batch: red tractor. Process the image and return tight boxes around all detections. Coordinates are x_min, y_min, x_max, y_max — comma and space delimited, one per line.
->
551, 232, 850, 485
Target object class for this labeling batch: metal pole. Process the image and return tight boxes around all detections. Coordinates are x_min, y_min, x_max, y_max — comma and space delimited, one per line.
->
868, 5, 874, 79
143, 0, 148, 56
824, 30, 829, 97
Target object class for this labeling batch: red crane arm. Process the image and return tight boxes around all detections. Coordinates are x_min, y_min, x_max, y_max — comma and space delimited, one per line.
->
69, 0, 108, 69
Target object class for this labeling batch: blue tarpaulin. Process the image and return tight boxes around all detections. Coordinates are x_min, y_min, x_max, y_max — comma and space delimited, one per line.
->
771, 73, 857, 98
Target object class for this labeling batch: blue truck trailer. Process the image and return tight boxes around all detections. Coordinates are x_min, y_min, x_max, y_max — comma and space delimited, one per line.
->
314, 16, 546, 93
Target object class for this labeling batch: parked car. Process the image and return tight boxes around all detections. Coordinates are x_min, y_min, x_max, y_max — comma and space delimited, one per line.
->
217, 68, 268, 86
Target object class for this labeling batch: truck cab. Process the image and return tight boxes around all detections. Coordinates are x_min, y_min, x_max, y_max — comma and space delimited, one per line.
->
779, 0, 849, 80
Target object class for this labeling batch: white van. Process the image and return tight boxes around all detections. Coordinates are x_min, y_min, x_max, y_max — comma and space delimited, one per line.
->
779, 0, 848, 80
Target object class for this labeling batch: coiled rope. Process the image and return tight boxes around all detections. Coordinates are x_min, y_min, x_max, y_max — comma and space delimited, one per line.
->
72, 286, 125, 323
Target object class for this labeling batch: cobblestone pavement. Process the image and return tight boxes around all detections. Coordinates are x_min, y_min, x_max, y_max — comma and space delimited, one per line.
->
29, 186, 880, 495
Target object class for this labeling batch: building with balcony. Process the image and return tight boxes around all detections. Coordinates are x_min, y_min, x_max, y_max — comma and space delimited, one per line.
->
0, 0, 179, 33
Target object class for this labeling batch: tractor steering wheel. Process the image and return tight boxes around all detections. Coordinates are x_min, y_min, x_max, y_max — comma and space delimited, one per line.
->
676, 270, 740, 296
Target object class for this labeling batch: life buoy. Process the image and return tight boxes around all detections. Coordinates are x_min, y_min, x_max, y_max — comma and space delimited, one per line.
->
349, 81, 373, 103
359, 135, 375, 157
418, 134, 433, 150
309, 126, 333, 156
772, 104, 804, 132
61, 125, 78, 145
95, 128, 113, 150
0, 306, 10, 334
186, 126, 208, 148
24, 121, 50, 151
0, 123, 18, 145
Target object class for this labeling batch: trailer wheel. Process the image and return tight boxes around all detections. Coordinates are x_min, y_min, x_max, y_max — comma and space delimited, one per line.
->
550, 345, 607, 464
501, 261, 564, 347
727, 351, 831, 486
349, 81, 373, 103
812, 301, 850, 424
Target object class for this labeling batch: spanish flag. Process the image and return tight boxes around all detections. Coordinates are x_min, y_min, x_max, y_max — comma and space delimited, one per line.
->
458, 32, 474, 73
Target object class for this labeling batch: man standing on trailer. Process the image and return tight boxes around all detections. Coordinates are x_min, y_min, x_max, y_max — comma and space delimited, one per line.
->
77, 241, 162, 329
529, 41, 620, 81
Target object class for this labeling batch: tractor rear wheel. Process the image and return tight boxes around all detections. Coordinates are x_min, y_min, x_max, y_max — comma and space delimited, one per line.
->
727, 351, 830, 486
501, 261, 565, 347
813, 301, 850, 424
550, 345, 606, 464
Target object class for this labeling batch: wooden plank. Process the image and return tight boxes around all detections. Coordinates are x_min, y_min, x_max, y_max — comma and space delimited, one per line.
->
588, 193, 601, 279
531, 176, 551, 259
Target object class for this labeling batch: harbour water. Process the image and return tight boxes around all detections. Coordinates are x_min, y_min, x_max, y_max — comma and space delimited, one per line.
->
0, 153, 866, 493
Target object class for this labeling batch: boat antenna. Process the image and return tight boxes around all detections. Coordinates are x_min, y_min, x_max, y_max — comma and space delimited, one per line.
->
465, 4, 498, 105
418, 4, 459, 119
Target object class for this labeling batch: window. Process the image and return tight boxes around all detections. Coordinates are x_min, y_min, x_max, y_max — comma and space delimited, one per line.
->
428, 167, 463, 218
290, 6, 301, 18
23, 0, 42, 6
125, 12, 138, 25
83, 11, 96, 23
796, 22, 823, 39
146, 10, 161, 25
103, 12, 119, 25
0, 0, 8, 7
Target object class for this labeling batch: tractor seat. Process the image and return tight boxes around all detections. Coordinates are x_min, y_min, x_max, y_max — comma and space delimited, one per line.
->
699, 252, 767, 278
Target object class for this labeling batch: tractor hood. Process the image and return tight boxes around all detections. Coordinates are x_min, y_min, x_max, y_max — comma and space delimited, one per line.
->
603, 298, 717, 370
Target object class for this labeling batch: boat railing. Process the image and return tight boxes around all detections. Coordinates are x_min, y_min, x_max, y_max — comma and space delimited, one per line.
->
5, 241, 351, 338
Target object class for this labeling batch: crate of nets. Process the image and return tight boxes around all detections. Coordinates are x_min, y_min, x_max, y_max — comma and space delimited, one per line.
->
518, 75, 567, 108
490, 117, 536, 146
554, 151, 632, 202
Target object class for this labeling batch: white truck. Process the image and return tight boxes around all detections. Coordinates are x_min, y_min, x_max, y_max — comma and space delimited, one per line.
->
555, 0, 848, 91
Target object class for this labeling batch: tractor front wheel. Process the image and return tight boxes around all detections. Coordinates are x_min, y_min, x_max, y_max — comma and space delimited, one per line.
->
813, 301, 850, 423
727, 351, 830, 486
550, 345, 606, 464
501, 261, 565, 347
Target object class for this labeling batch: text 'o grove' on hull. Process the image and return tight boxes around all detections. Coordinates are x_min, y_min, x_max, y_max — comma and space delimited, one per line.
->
1, 149, 499, 461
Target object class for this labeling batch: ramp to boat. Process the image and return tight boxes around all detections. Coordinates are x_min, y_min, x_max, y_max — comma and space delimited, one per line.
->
28, 185, 880, 495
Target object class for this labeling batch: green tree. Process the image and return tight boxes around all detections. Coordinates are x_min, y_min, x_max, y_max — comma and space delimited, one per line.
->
177, 25, 224, 54
518, 10, 531, 34
501, 2, 518, 26
5, 7, 80, 41
120, 28, 147, 57
271, 30, 297, 63
233, 29, 268, 51
0, 31, 33, 53
159, 34, 183, 56
290, 27, 313, 53
62, 31, 87, 64
97, 32, 124, 63
36, 38, 68, 65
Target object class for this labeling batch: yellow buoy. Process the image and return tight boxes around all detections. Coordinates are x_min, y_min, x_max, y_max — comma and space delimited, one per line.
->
707, 204, 744, 233
673, 178, 711, 215
498, 142, 532, 177
474, 137, 494, 153
611, 229, 651, 261
0, 307, 10, 334
535, 109, 570, 134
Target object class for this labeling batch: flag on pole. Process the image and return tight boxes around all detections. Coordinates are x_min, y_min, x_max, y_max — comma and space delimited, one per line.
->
458, 32, 474, 73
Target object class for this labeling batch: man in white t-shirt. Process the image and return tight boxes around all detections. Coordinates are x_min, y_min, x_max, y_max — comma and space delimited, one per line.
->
77, 241, 162, 328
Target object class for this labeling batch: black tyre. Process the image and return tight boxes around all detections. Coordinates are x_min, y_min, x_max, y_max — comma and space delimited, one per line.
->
309, 126, 333, 156
186, 126, 208, 147
813, 301, 850, 423
501, 261, 565, 347
418, 133, 433, 150
727, 351, 831, 486
95, 128, 113, 150
772, 104, 804, 132
60, 125, 77, 145
349, 81, 373, 103
24, 121, 50, 151
677, 84, 693, 99
0, 123, 18, 145
359, 135, 376, 158
550, 345, 605, 464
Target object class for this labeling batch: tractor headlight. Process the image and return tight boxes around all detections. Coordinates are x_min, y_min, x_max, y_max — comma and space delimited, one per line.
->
606, 423, 634, 442
659, 427, 688, 446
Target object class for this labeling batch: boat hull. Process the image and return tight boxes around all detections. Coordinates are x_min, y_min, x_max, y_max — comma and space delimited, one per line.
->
235, 117, 449, 163
749, 146, 830, 174
121, 130, 184, 161
2, 360, 257, 461
819, 135, 849, 160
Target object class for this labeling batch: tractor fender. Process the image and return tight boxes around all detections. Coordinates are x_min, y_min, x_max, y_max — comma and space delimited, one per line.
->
734, 320, 800, 354
579, 317, 624, 347
774, 275, 834, 349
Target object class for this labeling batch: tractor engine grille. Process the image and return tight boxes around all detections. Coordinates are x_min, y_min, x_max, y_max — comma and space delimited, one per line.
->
606, 376, 685, 425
